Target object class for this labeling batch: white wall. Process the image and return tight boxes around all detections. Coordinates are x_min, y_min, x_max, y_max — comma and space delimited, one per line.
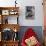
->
18, 0, 43, 26
0, 0, 43, 26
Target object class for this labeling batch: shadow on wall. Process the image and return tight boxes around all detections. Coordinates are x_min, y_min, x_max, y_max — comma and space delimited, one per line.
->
18, 26, 43, 44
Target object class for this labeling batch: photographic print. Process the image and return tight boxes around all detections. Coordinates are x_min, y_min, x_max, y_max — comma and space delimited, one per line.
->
26, 6, 35, 19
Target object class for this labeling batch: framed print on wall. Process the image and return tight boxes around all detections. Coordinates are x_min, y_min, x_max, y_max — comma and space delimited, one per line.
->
2, 10, 9, 15
25, 6, 35, 19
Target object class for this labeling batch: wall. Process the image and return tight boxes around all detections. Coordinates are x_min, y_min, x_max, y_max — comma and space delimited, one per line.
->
18, 0, 43, 26
0, 0, 43, 26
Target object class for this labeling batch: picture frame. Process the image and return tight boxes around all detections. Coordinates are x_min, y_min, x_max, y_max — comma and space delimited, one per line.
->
25, 6, 35, 19
9, 10, 18, 15
2, 16, 18, 24
1, 28, 18, 41
8, 16, 18, 24
1, 28, 13, 41
2, 10, 9, 15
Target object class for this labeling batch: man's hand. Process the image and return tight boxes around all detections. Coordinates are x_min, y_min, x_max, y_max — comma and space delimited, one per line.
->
25, 36, 38, 46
